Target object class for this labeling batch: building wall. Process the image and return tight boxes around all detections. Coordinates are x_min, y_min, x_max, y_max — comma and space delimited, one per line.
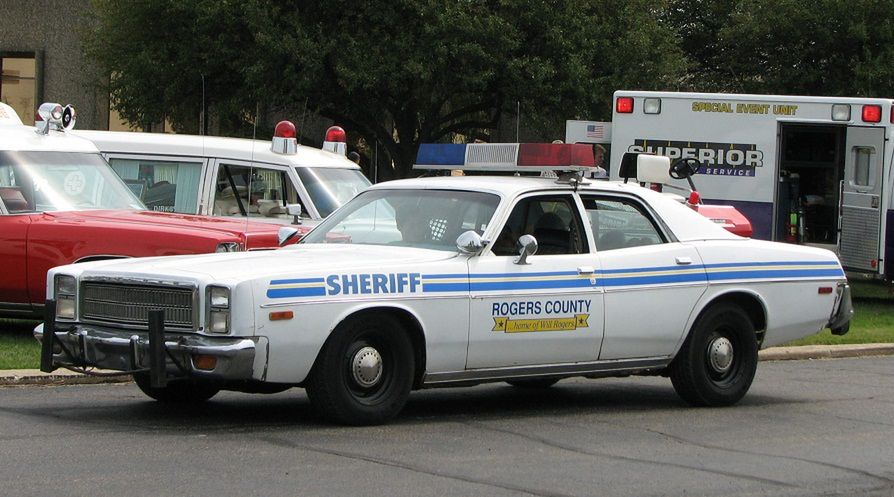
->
0, 0, 108, 129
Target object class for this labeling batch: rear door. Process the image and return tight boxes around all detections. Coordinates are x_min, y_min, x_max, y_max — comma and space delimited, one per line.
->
839, 126, 885, 273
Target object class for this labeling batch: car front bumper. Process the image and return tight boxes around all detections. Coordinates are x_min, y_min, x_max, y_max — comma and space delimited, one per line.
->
34, 322, 259, 381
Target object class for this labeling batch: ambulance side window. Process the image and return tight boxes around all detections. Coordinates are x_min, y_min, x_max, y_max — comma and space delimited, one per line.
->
581, 196, 665, 251
213, 164, 300, 218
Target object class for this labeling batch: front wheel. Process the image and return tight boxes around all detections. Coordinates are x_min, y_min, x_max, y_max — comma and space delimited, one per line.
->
669, 303, 758, 407
305, 314, 415, 425
133, 374, 220, 403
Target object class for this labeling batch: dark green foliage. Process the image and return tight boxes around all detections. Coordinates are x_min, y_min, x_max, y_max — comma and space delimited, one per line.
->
86, 0, 684, 178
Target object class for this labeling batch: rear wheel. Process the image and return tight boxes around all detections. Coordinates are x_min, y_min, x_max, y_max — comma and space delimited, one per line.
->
669, 303, 758, 407
133, 374, 220, 403
305, 314, 414, 425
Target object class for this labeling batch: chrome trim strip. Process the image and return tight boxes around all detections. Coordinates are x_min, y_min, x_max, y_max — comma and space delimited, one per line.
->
422, 357, 670, 386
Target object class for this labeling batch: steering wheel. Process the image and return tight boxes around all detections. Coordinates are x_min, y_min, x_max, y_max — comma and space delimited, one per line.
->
670, 158, 701, 179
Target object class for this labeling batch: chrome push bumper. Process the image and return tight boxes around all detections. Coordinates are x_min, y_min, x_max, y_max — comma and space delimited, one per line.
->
35, 315, 258, 383
827, 283, 853, 336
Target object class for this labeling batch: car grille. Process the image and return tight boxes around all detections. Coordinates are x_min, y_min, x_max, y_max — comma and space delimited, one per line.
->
80, 282, 196, 330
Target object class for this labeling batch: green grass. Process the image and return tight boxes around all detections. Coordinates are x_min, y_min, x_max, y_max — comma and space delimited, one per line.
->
0, 320, 40, 370
1, 290, 892, 369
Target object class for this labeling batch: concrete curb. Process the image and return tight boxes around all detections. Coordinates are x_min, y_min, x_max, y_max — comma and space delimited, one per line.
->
1, 344, 892, 387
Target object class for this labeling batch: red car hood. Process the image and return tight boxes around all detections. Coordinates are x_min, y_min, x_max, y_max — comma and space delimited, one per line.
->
44, 210, 309, 247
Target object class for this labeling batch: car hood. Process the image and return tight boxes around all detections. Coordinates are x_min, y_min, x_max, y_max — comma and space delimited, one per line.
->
71, 244, 461, 282
45, 210, 283, 235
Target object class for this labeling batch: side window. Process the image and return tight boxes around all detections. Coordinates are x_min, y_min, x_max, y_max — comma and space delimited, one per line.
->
492, 195, 587, 256
213, 164, 299, 218
109, 158, 202, 214
582, 196, 665, 251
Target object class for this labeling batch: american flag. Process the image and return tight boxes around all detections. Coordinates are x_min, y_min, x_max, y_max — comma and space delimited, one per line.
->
586, 124, 606, 139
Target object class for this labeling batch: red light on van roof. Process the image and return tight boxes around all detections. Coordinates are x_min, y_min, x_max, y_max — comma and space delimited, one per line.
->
274, 121, 296, 139
862, 105, 882, 123
325, 125, 346, 143
616, 97, 634, 114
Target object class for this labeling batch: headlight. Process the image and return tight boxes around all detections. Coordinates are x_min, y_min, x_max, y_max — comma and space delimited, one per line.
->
206, 286, 230, 334
54, 274, 77, 320
215, 242, 243, 253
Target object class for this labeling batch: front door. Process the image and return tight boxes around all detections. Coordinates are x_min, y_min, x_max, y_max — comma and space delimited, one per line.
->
466, 193, 605, 369
839, 126, 885, 273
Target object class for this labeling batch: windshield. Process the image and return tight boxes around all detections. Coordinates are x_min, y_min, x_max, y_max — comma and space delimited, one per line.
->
295, 167, 371, 217
0, 151, 145, 212
300, 188, 500, 251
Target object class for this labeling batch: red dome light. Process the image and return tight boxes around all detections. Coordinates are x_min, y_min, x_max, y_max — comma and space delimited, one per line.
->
274, 121, 296, 139
325, 125, 346, 143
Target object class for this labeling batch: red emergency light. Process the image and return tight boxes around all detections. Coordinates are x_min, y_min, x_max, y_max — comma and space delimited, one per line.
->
862, 105, 882, 123
517, 143, 595, 168
325, 126, 347, 143
616, 97, 634, 114
274, 120, 296, 138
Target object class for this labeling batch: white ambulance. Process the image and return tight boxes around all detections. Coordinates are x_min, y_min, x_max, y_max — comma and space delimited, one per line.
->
74, 123, 370, 227
567, 91, 894, 279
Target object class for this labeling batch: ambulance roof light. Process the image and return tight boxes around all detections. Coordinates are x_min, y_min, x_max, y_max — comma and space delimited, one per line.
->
325, 126, 346, 143
831, 104, 851, 121
271, 120, 298, 155
274, 120, 296, 139
322, 125, 348, 155
616, 97, 634, 114
643, 98, 661, 115
862, 104, 882, 123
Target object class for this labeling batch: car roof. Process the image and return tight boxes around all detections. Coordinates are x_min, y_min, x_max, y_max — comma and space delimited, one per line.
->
369, 175, 740, 242
0, 123, 101, 154
74, 130, 361, 170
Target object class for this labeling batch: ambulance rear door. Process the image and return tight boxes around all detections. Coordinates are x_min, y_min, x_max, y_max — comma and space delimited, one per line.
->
839, 126, 885, 273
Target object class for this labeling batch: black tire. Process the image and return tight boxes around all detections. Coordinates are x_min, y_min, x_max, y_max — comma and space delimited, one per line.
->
506, 378, 560, 389
133, 374, 220, 403
669, 303, 758, 407
305, 313, 415, 425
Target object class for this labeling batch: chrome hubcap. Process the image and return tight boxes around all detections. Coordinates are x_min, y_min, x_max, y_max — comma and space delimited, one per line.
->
351, 346, 383, 387
708, 337, 734, 373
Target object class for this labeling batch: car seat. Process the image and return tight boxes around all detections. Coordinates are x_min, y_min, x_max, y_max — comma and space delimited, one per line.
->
533, 212, 570, 254
0, 187, 30, 212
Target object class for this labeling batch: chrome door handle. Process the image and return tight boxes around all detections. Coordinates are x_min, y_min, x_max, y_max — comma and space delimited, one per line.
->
578, 266, 595, 275
675, 257, 692, 265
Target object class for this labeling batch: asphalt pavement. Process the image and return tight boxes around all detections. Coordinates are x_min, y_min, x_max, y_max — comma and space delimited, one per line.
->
1, 343, 893, 387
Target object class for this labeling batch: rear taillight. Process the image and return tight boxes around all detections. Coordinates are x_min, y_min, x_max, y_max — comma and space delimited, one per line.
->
616, 97, 634, 114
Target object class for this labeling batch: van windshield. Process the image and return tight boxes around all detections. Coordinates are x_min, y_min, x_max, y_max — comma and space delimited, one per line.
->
0, 151, 145, 213
295, 167, 371, 217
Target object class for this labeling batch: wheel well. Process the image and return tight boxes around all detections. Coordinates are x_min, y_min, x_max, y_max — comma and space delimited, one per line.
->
698, 292, 767, 344
335, 307, 427, 389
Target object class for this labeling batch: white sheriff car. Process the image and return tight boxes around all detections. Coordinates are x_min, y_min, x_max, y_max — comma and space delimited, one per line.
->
36, 143, 853, 425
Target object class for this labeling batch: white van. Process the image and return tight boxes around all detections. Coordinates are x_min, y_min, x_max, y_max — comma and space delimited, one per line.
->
567, 91, 894, 280
75, 124, 370, 226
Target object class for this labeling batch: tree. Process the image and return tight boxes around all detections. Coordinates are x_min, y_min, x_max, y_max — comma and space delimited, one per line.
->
664, 0, 894, 97
87, 0, 685, 179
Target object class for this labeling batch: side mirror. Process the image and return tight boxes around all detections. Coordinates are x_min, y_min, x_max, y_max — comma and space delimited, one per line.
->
278, 226, 300, 246
515, 234, 538, 265
286, 203, 303, 224
456, 230, 485, 254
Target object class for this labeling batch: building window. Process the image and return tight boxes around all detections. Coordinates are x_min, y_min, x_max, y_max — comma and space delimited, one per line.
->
0, 54, 37, 125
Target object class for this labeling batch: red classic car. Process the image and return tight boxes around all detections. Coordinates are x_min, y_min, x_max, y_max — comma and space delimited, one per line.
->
0, 102, 307, 319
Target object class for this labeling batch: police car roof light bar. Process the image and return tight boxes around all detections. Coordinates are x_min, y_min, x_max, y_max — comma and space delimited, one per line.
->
414, 143, 596, 172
